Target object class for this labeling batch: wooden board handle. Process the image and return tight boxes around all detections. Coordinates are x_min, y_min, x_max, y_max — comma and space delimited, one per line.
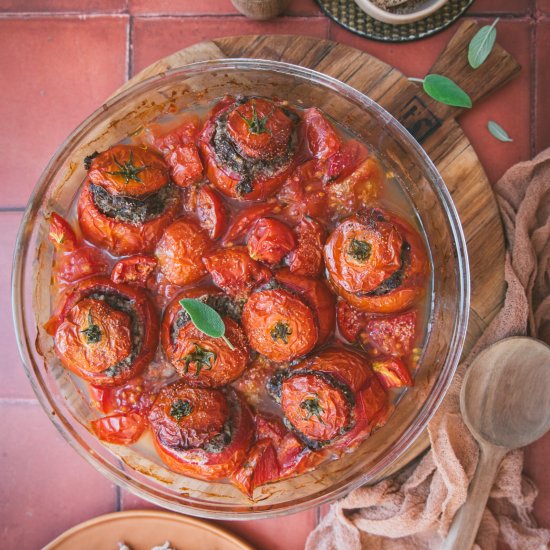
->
394, 20, 521, 143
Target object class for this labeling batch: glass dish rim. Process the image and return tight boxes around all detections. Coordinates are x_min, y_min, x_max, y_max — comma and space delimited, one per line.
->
12, 58, 470, 519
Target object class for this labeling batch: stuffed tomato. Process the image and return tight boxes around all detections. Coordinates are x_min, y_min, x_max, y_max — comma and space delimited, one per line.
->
51, 276, 159, 386
78, 145, 180, 256
148, 381, 253, 481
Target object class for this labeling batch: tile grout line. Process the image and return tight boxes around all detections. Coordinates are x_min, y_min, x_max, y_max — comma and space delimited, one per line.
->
115, 485, 122, 512
0, 397, 39, 405
0, 207, 26, 212
0, 12, 326, 19
0, 12, 129, 19
127, 15, 133, 81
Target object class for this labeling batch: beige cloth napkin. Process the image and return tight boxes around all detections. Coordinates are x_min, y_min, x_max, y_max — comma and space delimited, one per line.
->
306, 148, 550, 550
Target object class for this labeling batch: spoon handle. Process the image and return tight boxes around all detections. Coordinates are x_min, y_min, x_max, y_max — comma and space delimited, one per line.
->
442, 444, 507, 550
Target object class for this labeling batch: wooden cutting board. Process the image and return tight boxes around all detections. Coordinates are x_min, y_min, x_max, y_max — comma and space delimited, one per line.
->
114, 21, 518, 479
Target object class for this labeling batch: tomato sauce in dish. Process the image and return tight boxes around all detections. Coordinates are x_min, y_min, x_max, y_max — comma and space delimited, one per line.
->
45, 96, 432, 497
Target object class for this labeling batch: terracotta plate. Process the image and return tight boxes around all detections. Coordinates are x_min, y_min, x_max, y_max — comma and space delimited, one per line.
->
44, 510, 254, 550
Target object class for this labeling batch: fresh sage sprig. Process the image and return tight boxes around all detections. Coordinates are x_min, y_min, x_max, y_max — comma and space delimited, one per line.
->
179, 298, 235, 350
487, 120, 513, 142
409, 75, 472, 108
468, 18, 499, 69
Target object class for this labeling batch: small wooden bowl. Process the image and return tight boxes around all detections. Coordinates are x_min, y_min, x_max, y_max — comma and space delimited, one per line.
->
231, 0, 291, 20
353, 0, 448, 24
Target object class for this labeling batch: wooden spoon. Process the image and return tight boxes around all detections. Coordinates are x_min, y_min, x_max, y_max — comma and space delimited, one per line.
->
443, 336, 550, 550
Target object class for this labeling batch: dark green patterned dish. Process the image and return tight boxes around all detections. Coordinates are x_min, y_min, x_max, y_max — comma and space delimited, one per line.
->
316, 0, 473, 42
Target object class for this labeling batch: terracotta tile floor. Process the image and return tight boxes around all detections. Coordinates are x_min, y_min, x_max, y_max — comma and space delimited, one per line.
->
1, 0, 549, 548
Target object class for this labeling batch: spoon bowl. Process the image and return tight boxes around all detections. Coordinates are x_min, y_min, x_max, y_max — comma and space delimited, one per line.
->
461, 336, 550, 449
444, 336, 550, 550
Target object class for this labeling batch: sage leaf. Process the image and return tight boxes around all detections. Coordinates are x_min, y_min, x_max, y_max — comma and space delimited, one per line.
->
487, 120, 513, 142
420, 75, 472, 108
468, 18, 499, 69
179, 298, 235, 350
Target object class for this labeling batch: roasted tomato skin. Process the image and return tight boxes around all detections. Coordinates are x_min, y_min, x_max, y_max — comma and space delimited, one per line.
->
242, 288, 318, 362
278, 160, 327, 223
226, 98, 294, 160
326, 157, 382, 218
88, 145, 170, 197
247, 217, 296, 265
148, 383, 230, 449
89, 377, 153, 416
323, 139, 367, 183
55, 245, 110, 284
324, 215, 403, 295
332, 376, 388, 452
48, 213, 78, 251
149, 384, 254, 481
164, 318, 249, 388
161, 287, 247, 387
196, 185, 227, 239
165, 143, 203, 188
54, 297, 133, 375
287, 217, 325, 277
336, 299, 365, 343
337, 300, 419, 352
303, 107, 341, 161
325, 209, 428, 313
372, 357, 413, 389
281, 372, 352, 442
271, 348, 388, 449
111, 255, 157, 287
302, 347, 374, 393
222, 202, 282, 245
91, 412, 146, 445
199, 97, 297, 201
359, 310, 418, 357
155, 218, 210, 286
203, 246, 272, 299
48, 213, 110, 283
275, 268, 335, 346
143, 114, 201, 154
78, 181, 181, 257
142, 115, 203, 187
51, 276, 159, 386
231, 414, 326, 495
230, 439, 279, 497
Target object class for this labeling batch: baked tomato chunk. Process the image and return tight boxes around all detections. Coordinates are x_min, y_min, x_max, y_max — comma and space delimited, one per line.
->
203, 246, 272, 300
92, 412, 146, 445
48, 213, 109, 284
247, 217, 296, 265
287, 217, 325, 277
142, 115, 203, 187
303, 107, 341, 161
372, 357, 413, 390
155, 218, 210, 286
111, 255, 157, 287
